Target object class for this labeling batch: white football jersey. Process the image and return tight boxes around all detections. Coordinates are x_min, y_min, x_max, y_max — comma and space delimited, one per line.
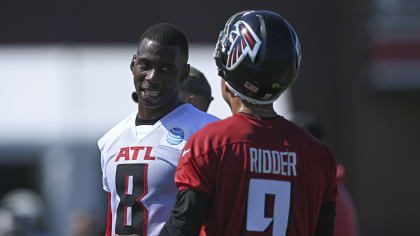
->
98, 104, 219, 236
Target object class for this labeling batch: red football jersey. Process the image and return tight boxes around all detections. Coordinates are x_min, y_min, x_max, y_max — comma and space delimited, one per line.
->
175, 113, 337, 236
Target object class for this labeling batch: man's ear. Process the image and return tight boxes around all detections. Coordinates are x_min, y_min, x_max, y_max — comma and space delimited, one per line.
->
223, 81, 236, 98
223, 81, 231, 93
180, 64, 190, 82
188, 95, 195, 103
130, 55, 136, 74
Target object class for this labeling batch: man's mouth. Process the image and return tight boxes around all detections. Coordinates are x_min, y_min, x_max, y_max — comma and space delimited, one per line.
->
141, 88, 160, 97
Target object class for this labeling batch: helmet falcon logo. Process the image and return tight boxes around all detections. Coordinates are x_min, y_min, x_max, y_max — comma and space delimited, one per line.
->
226, 21, 262, 70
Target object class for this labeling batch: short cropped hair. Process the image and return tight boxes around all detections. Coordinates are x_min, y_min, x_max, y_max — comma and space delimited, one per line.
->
138, 23, 189, 61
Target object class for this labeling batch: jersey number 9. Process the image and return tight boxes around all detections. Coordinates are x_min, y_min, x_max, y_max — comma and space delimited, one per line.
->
246, 179, 292, 236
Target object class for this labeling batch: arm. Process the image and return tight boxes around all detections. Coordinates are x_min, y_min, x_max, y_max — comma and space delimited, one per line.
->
315, 201, 336, 236
105, 192, 112, 236
314, 143, 338, 236
160, 190, 211, 236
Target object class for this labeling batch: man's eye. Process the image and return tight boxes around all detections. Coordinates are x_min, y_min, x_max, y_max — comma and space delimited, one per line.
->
161, 66, 172, 72
138, 61, 150, 70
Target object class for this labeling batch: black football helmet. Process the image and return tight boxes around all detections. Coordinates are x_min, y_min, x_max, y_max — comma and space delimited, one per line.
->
214, 10, 301, 104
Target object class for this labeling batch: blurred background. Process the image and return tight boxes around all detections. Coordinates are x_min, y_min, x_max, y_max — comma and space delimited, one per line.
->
1, 0, 419, 235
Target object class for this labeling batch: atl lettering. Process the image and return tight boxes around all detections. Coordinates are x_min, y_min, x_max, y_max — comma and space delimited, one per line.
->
115, 146, 155, 162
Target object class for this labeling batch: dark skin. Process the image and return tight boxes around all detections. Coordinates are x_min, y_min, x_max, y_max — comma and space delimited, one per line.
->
221, 79, 278, 118
130, 38, 190, 120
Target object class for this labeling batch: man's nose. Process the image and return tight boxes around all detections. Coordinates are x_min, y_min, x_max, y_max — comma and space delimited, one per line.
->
146, 68, 158, 81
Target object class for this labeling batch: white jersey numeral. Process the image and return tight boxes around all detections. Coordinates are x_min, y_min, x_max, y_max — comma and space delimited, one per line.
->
246, 178, 291, 236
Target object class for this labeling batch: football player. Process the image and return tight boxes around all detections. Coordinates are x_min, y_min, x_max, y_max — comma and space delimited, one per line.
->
160, 10, 337, 236
134, 66, 214, 112
98, 23, 219, 236
133, 66, 213, 112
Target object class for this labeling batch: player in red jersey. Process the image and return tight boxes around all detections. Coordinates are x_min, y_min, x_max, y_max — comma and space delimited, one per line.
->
160, 10, 337, 236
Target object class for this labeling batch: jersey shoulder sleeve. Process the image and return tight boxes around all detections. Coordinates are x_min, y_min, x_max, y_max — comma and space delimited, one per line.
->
175, 134, 215, 195
161, 104, 220, 141
318, 142, 338, 202
180, 104, 220, 131
303, 131, 338, 202
175, 118, 235, 195
286, 119, 338, 202
98, 110, 136, 192
98, 110, 137, 153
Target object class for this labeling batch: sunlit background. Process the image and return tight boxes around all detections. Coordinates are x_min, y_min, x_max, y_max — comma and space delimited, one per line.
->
1, 0, 419, 235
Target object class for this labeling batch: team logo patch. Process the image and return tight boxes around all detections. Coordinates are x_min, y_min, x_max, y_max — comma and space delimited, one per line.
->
226, 20, 262, 70
166, 127, 185, 145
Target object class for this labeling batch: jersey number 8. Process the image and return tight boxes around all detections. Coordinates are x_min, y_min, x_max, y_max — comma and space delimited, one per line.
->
115, 164, 148, 235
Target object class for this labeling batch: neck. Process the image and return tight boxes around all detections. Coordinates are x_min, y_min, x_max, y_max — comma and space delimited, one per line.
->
138, 99, 182, 120
230, 97, 277, 119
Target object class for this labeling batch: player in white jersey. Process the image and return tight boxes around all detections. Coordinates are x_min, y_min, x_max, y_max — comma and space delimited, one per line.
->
98, 23, 218, 236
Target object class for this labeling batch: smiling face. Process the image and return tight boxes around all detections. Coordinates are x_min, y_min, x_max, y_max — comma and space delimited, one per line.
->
131, 38, 188, 114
